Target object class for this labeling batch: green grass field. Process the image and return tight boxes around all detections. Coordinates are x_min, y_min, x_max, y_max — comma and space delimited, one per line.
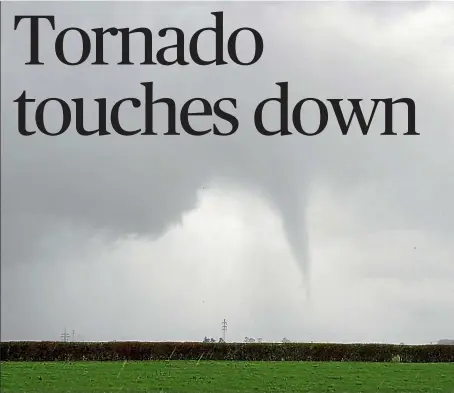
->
1, 360, 453, 393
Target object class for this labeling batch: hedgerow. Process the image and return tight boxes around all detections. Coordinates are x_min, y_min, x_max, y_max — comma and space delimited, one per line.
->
1, 341, 453, 362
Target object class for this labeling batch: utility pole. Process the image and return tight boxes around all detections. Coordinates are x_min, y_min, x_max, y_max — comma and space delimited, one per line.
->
72, 330, 75, 342
61, 328, 70, 343
222, 319, 227, 342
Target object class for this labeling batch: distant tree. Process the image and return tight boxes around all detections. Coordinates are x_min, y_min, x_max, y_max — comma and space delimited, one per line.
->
257, 338, 263, 343
437, 339, 454, 345
219, 338, 225, 343
282, 337, 291, 343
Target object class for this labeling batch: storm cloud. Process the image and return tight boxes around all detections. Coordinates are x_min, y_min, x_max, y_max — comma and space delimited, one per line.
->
1, 1, 454, 344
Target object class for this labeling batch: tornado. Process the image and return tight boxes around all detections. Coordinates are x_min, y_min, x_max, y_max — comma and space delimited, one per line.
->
248, 158, 312, 299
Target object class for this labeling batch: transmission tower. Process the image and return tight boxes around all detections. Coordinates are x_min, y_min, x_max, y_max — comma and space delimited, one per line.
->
61, 328, 70, 343
222, 319, 227, 342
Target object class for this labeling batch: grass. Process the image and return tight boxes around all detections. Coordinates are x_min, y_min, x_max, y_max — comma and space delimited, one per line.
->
1, 360, 453, 393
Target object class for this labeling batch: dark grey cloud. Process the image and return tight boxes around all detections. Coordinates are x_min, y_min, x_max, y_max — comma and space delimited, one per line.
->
1, 1, 453, 343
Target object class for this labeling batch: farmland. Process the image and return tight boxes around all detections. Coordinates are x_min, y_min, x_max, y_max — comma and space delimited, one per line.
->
2, 360, 454, 393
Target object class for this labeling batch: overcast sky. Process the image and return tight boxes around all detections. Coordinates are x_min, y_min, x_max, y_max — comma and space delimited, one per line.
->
1, 1, 454, 344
